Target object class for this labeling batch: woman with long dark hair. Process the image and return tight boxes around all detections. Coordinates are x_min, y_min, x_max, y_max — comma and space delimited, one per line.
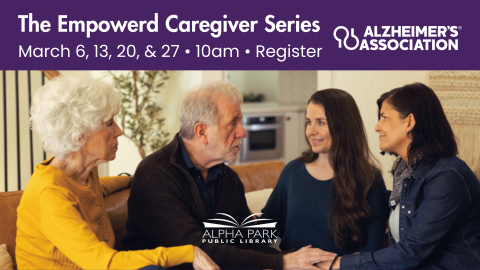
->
261, 89, 389, 255
328, 83, 480, 269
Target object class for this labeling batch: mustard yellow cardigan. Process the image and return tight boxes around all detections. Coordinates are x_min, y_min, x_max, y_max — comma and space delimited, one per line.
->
16, 158, 194, 269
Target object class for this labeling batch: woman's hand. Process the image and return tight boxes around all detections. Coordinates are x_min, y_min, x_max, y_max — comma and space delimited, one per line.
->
193, 246, 220, 270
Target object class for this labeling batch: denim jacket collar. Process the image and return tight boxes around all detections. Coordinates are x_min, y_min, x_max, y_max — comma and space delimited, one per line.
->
408, 156, 438, 182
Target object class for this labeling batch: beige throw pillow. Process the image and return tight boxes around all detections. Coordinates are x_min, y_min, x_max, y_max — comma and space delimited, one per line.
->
0, 244, 13, 270
244, 188, 274, 215
244, 189, 282, 250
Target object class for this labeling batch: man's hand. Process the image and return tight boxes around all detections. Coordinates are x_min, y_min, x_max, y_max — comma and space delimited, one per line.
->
283, 245, 336, 269
316, 256, 340, 270
193, 246, 220, 270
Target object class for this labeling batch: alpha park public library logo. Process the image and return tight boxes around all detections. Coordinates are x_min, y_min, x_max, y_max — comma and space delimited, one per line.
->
202, 213, 278, 244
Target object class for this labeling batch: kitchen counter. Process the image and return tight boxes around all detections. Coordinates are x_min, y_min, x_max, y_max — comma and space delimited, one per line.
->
241, 101, 306, 114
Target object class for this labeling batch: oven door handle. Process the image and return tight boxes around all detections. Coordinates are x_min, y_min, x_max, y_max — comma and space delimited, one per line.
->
244, 123, 283, 131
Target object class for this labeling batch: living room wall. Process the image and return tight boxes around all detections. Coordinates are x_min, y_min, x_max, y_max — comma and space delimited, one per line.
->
328, 71, 430, 189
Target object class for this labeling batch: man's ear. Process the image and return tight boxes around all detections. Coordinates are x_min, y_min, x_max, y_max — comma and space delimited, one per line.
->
406, 113, 416, 133
194, 122, 208, 144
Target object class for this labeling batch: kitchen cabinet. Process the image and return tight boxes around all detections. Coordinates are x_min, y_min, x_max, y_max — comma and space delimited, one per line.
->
284, 111, 309, 163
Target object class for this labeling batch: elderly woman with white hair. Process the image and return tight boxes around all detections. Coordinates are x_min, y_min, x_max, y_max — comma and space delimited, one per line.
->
15, 76, 219, 270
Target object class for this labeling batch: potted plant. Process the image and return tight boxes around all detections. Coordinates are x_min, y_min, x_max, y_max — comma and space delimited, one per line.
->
109, 70, 169, 159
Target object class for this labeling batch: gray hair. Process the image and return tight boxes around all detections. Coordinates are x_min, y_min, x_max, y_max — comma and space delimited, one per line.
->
30, 76, 121, 159
179, 81, 243, 139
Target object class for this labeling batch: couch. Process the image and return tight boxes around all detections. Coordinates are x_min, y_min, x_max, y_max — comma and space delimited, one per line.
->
0, 161, 284, 269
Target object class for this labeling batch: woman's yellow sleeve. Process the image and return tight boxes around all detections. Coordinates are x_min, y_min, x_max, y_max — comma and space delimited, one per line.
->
38, 185, 194, 269
99, 175, 130, 196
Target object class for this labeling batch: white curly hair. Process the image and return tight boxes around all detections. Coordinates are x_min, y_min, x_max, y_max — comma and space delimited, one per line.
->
30, 75, 121, 159
179, 81, 243, 139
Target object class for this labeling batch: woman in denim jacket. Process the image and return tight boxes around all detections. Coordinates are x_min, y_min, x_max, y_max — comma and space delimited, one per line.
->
326, 83, 480, 269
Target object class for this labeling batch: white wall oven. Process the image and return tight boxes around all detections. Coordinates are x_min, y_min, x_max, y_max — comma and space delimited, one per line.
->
240, 114, 284, 162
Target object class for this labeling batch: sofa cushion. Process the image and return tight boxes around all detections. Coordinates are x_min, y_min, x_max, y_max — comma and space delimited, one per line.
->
230, 162, 284, 193
104, 188, 130, 251
0, 244, 13, 270
0, 191, 23, 269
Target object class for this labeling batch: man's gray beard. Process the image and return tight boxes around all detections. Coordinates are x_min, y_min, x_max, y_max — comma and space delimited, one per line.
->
225, 148, 240, 163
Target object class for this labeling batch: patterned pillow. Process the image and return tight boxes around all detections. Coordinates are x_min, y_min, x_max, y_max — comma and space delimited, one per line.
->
0, 244, 13, 270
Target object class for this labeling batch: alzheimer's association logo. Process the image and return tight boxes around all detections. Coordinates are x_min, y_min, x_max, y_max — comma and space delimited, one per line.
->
202, 213, 278, 244
333, 26, 359, 50
203, 213, 276, 228
333, 25, 459, 51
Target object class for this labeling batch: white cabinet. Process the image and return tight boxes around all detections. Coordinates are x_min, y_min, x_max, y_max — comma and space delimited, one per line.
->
284, 111, 309, 164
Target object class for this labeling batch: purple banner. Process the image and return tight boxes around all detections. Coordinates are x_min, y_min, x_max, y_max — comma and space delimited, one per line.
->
1, 0, 479, 70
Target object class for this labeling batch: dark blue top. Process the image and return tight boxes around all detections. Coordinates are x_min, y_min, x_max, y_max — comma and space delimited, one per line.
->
178, 135, 222, 218
341, 156, 480, 269
261, 159, 389, 255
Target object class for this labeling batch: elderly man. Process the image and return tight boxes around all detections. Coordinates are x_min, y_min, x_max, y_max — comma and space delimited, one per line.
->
123, 81, 335, 269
